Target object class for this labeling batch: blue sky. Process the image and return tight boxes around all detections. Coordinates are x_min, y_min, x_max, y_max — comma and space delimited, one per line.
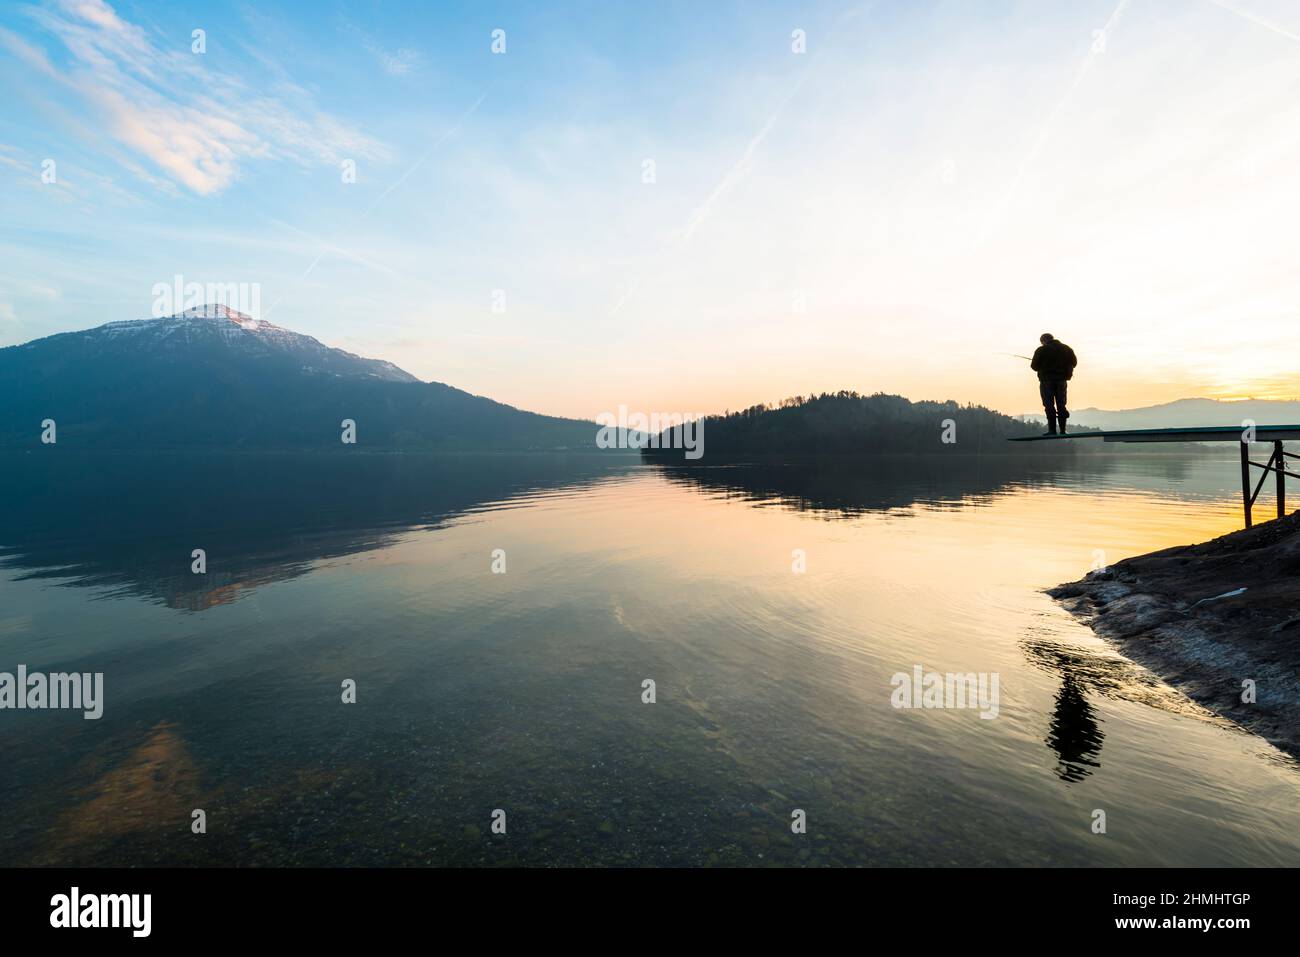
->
4, 0, 1300, 418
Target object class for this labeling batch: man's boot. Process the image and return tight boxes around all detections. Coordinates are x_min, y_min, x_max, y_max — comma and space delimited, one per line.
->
1059, 419, 1067, 434
1044, 415, 1058, 436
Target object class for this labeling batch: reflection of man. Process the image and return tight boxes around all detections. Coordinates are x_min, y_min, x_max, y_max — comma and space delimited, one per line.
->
1047, 673, 1103, 783
1030, 333, 1077, 435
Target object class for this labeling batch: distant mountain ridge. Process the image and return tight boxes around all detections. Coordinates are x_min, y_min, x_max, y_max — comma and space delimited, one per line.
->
0, 306, 602, 450
1024, 397, 1300, 431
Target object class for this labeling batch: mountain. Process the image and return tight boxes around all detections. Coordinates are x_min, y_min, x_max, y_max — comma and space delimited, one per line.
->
0, 305, 602, 450
640, 391, 1086, 459
1024, 397, 1300, 431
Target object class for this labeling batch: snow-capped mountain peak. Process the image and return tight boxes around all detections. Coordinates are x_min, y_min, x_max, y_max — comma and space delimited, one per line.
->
0, 305, 599, 450
168, 303, 261, 328
52, 305, 421, 383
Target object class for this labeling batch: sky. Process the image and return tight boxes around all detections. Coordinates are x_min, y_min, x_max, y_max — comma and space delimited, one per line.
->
3, 0, 1300, 420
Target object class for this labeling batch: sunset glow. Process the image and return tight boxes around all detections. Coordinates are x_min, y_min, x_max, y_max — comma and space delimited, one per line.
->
3, 0, 1300, 418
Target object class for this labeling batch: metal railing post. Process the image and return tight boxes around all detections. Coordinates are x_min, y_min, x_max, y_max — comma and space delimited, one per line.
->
1278, 440, 1287, 519
1241, 440, 1252, 527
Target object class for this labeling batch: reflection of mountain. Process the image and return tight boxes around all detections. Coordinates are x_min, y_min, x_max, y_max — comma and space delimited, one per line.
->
0, 451, 636, 610
647, 454, 1128, 518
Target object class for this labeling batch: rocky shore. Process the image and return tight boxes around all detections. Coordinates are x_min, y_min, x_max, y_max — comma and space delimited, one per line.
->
1051, 511, 1300, 760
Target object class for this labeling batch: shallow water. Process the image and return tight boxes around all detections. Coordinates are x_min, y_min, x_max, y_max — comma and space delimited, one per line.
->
1, 450, 1297, 866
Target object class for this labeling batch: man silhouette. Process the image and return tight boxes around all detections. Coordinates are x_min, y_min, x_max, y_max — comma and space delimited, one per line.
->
1031, 333, 1077, 435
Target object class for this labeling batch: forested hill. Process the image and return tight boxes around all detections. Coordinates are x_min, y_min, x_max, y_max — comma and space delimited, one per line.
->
642, 391, 1081, 457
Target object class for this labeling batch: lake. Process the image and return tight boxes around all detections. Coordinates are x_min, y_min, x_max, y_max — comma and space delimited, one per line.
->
2, 449, 1298, 866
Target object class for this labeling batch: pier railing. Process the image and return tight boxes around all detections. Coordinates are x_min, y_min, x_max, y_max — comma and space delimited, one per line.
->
1010, 424, 1300, 527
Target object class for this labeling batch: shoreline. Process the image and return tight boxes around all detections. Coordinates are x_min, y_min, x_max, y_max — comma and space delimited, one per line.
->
1050, 512, 1300, 761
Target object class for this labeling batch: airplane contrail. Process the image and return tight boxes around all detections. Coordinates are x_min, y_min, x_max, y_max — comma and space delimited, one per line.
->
681, 5, 879, 243
1209, 0, 1300, 43
611, 56, 820, 317
266, 88, 491, 319
975, 0, 1131, 246
363, 88, 491, 219
681, 65, 816, 244
612, 2, 875, 316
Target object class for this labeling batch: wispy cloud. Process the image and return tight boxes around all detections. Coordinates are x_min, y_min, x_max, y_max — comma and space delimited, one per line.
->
7, 0, 387, 195
0, 144, 29, 174
340, 17, 423, 77
372, 45, 420, 77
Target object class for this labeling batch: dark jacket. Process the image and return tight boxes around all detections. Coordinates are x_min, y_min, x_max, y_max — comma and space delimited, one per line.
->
1031, 340, 1077, 381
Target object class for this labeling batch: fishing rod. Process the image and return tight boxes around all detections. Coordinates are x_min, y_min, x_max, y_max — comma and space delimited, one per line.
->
995, 352, 1033, 360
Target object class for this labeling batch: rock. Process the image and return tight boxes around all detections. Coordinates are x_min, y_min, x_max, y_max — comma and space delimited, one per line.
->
1051, 511, 1300, 759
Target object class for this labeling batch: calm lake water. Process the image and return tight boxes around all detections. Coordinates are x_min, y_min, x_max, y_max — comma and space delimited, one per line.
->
2, 449, 1298, 867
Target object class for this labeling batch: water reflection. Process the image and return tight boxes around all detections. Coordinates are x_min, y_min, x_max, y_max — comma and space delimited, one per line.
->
1048, 673, 1104, 782
650, 455, 1265, 790
0, 451, 640, 610
1020, 634, 1252, 783
649, 454, 1129, 517
0, 451, 1230, 609
4, 449, 1299, 866
649, 450, 1236, 518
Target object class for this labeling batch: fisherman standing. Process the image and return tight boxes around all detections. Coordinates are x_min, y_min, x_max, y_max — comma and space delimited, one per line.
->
1031, 333, 1077, 435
